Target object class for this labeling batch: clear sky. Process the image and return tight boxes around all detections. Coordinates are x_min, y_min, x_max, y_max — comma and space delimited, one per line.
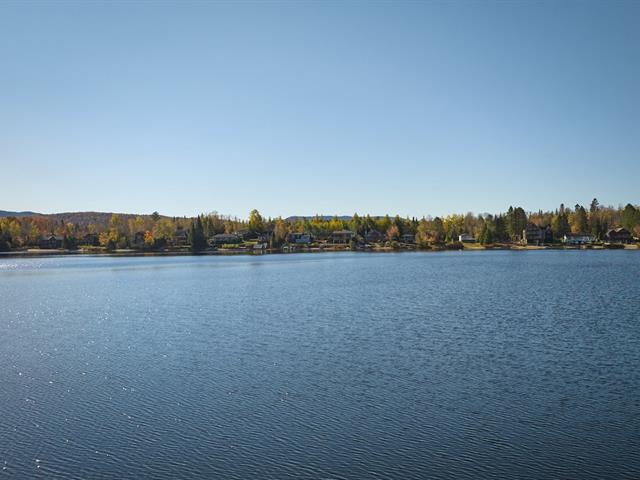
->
1, 1, 638, 219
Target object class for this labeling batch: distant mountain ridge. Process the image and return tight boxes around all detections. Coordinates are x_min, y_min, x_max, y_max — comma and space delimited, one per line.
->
0, 210, 39, 217
0, 210, 172, 229
285, 215, 359, 223
2, 211, 383, 223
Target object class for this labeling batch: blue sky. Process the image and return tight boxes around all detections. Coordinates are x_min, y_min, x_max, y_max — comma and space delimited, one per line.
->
1, 1, 638, 218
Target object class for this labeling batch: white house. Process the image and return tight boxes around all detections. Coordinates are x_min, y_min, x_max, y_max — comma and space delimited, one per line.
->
458, 233, 475, 243
563, 233, 595, 245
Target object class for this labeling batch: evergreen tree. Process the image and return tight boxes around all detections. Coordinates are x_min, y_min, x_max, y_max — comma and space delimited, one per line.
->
552, 209, 571, 238
349, 213, 362, 235
190, 216, 208, 251
479, 221, 494, 245
506, 206, 515, 238
410, 217, 419, 233
432, 217, 445, 243
573, 204, 588, 233
506, 206, 527, 240
363, 215, 376, 233
589, 198, 600, 237
494, 215, 508, 242
513, 207, 527, 240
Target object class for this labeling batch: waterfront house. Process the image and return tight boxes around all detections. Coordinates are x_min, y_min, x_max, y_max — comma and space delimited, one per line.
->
287, 232, 313, 244
364, 229, 385, 244
331, 230, 354, 244
174, 229, 189, 246
563, 233, 595, 245
256, 231, 272, 243
400, 233, 415, 244
523, 223, 553, 245
38, 234, 63, 249
605, 227, 632, 244
458, 233, 476, 243
211, 233, 242, 245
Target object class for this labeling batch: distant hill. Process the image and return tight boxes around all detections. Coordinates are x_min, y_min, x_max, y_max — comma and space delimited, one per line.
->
4, 211, 388, 224
285, 215, 354, 223
0, 210, 171, 228
39, 211, 173, 229
42, 212, 133, 228
0, 210, 39, 217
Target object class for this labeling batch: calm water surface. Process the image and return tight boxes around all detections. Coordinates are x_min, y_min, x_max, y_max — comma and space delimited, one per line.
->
1, 251, 639, 479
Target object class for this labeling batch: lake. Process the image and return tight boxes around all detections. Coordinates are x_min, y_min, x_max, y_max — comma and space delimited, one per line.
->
1, 251, 639, 479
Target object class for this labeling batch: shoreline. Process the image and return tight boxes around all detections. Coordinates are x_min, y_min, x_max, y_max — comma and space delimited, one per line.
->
0, 243, 638, 259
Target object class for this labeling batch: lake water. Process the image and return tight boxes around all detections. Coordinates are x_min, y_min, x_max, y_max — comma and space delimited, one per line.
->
1, 251, 639, 479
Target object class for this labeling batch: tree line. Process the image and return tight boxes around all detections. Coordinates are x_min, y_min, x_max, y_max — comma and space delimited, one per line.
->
1, 200, 639, 251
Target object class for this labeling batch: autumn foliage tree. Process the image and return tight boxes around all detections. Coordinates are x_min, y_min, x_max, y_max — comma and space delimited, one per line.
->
386, 224, 400, 241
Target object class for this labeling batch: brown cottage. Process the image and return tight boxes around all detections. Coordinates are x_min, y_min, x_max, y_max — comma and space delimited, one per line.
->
173, 229, 189, 246
605, 227, 632, 244
523, 223, 553, 245
364, 229, 385, 244
331, 230, 354, 244
38, 234, 63, 249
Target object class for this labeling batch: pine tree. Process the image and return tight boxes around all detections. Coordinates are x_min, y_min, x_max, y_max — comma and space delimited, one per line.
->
573, 204, 588, 233
190, 216, 208, 251
349, 213, 362, 235
479, 222, 494, 245
506, 206, 515, 238
514, 207, 528, 240
494, 215, 508, 242
432, 217, 445, 243
589, 198, 600, 237
552, 209, 570, 238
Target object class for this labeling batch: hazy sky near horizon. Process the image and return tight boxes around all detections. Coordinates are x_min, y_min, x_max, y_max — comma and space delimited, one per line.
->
1, 1, 638, 218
